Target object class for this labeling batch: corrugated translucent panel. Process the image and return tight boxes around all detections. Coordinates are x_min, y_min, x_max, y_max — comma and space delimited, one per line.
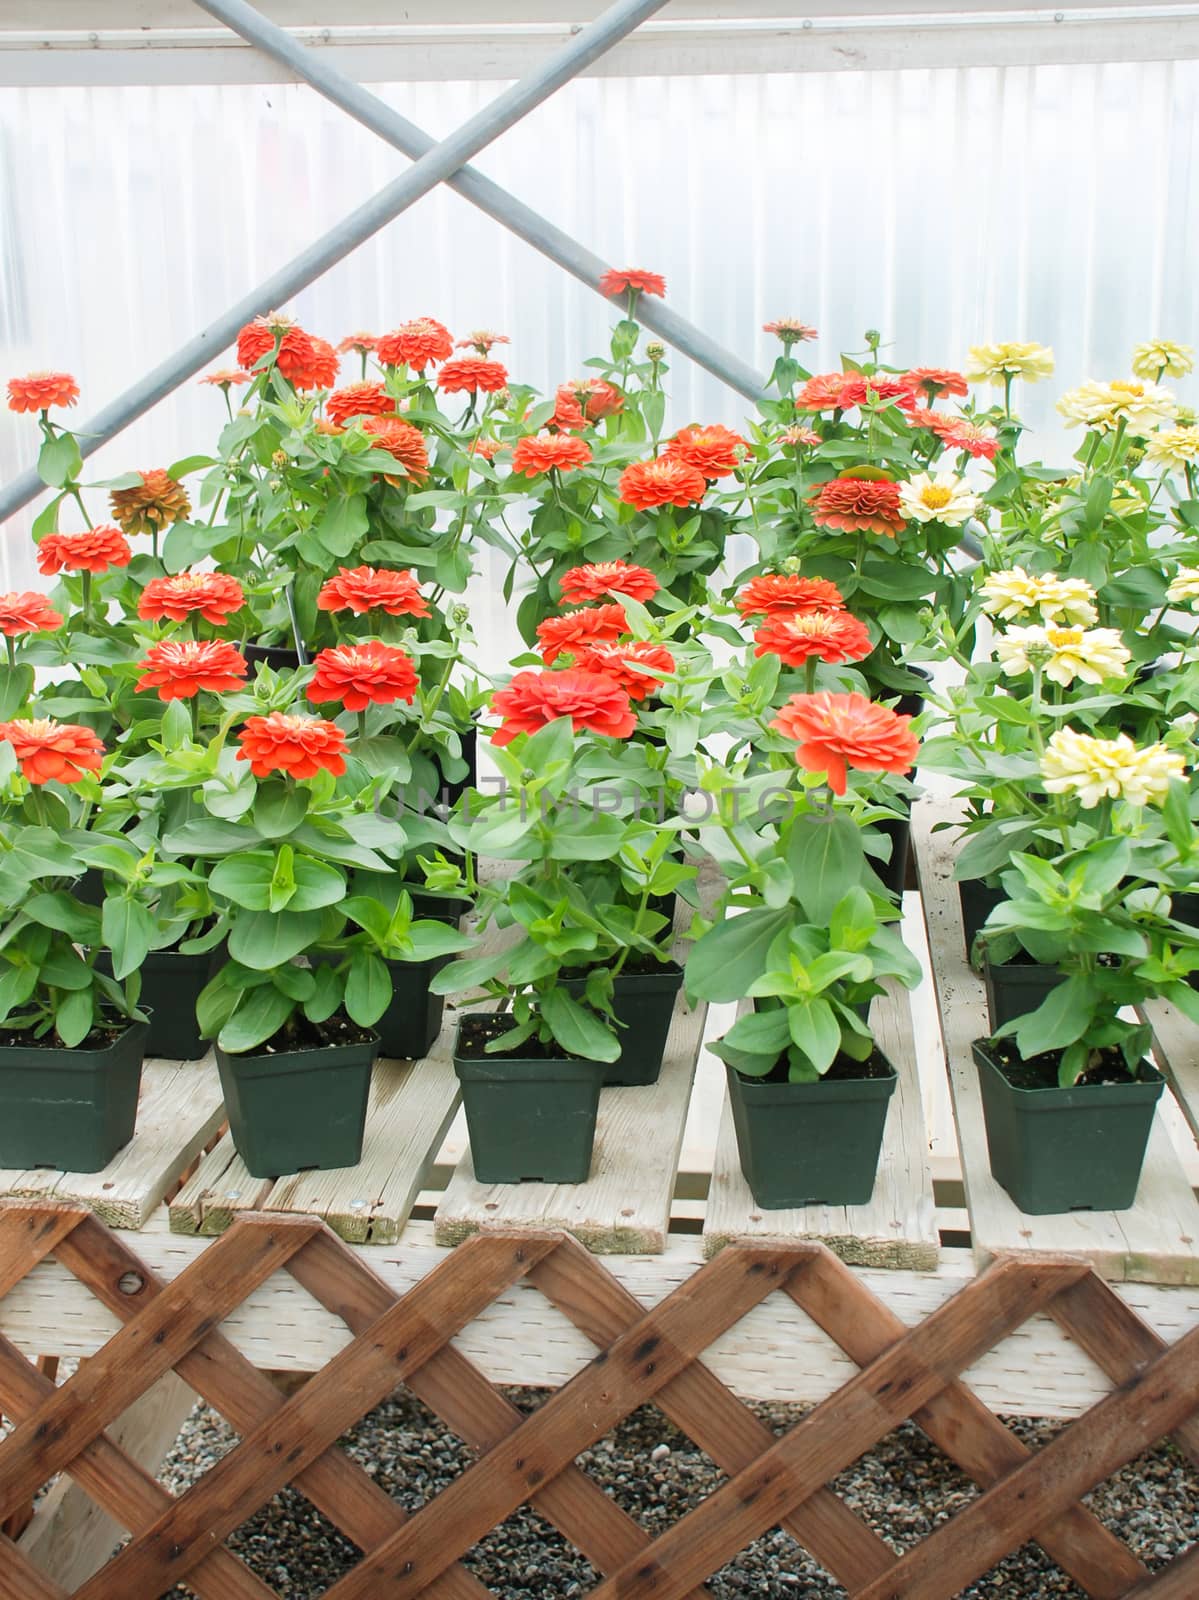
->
1, 61, 1197, 594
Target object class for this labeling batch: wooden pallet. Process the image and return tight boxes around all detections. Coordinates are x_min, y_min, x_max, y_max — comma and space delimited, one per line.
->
912, 799, 1199, 1286
2, 1203, 1198, 1600
702, 979, 939, 1268
0, 1057, 224, 1230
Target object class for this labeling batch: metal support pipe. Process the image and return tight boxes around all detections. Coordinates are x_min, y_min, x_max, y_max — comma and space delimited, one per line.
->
0, 0, 668, 526
196, 0, 768, 404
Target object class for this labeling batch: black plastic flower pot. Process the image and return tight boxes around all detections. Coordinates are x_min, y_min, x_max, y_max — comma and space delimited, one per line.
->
377, 955, 453, 1059
452, 1016, 602, 1183
214, 1030, 379, 1178
972, 1038, 1164, 1213
0, 1020, 148, 1172
958, 877, 1007, 962
97, 947, 215, 1060
437, 721, 480, 810
409, 888, 473, 925
243, 641, 302, 672
724, 1057, 897, 1209
982, 953, 1066, 1033
561, 962, 684, 1087
873, 814, 913, 900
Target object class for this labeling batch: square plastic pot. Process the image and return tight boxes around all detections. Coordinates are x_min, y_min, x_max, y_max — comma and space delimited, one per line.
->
983, 953, 1066, 1033
453, 1018, 602, 1183
560, 962, 684, 1086
0, 1020, 147, 1172
973, 1038, 1164, 1214
725, 1058, 897, 1209
957, 878, 1007, 963
215, 1031, 379, 1178
97, 947, 216, 1060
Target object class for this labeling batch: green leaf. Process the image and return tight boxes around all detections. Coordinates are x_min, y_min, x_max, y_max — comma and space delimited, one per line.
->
785, 813, 866, 924
289, 855, 347, 911
166, 454, 216, 480
686, 909, 794, 1004
344, 951, 392, 1027
304, 962, 343, 1024
316, 493, 369, 558
55, 987, 94, 1048
1014, 975, 1099, 1060
787, 997, 842, 1074
24, 892, 101, 943
721, 1007, 791, 1056
37, 432, 82, 489
209, 852, 275, 910
218, 984, 295, 1054
101, 896, 155, 981
227, 909, 325, 970
253, 782, 308, 839
539, 987, 620, 1063
429, 949, 510, 994
953, 823, 1035, 883
0, 665, 33, 722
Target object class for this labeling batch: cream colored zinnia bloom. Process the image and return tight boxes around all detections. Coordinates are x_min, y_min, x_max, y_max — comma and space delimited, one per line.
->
995, 623, 1130, 686
1041, 728, 1185, 808
1167, 566, 1199, 606
1131, 341, 1195, 381
979, 567, 1097, 626
897, 471, 981, 527
1145, 425, 1199, 473
1057, 378, 1178, 436
965, 342, 1055, 385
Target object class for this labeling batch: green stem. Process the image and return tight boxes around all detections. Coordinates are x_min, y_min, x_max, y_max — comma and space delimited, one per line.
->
804, 657, 818, 694
283, 582, 308, 665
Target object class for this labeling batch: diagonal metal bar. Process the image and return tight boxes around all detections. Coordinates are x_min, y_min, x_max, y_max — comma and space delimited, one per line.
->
0, 0, 670, 529
195, 0, 768, 402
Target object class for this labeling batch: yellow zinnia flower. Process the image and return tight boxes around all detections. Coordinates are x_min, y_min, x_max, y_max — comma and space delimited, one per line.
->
1041, 728, 1185, 808
1167, 566, 1199, 607
1131, 340, 1195, 381
1145, 425, 1199, 473
995, 624, 1130, 687
965, 342, 1055, 385
979, 567, 1097, 626
897, 471, 981, 527
1057, 378, 1177, 436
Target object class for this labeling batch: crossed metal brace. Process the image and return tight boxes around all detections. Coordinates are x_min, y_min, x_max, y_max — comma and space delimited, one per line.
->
0, 0, 767, 529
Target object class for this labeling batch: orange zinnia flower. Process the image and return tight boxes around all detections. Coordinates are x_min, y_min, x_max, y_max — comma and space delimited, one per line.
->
754, 611, 873, 667
437, 358, 509, 395
136, 639, 248, 702
560, 561, 659, 605
665, 424, 747, 479
37, 526, 132, 576
762, 319, 818, 344
470, 436, 504, 462
236, 712, 349, 780
933, 418, 1000, 461
456, 330, 510, 355
809, 475, 905, 536
490, 669, 636, 746
236, 317, 318, 384
6, 371, 80, 413
575, 641, 674, 701
536, 603, 628, 665
771, 691, 919, 795
336, 331, 378, 354
599, 268, 666, 299
377, 318, 454, 370
0, 718, 104, 785
0, 591, 63, 637
555, 379, 623, 430
110, 469, 191, 536
903, 406, 945, 431
619, 457, 707, 511
326, 382, 395, 427
778, 427, 822, 448
735, 574, 845, 619
316, 565, 429, 618
307, 641, 419, 712
796, 373, 910, 412
138, 571, 245, 626
511, 433, 593, 477
361, 416, 429, 482
200, 368, 250, 389
291, 336, 339, 391
903, 367, 968, 401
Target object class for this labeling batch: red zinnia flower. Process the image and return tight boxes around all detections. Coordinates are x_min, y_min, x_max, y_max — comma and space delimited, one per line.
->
555, 379, 623, 430
291, 336, 339, 391
0, 718, 104, 785
763, 319, 818, 343
553, 387, 586, 430
665, 424, 747, 480
754, 610, 873, 667
376, 318, 454, 370
796, 373, 911, 412
360, 416, 429, 482
735, 574, 846, 619
307, 641, 419, 713
6, 372, 79, 413
236, 712, 349, 780
560, 561, 659, 605
470, 436, 504, 462
109, 469, 191, 536
511, 433, 593, 477
0, 591, 63, 637
138, 571, 245, 627
536, 603, 628, 665
903, 367, 968, 401
619, 457, 707, 511
933, 418, 1000, 461
336, 332, 378, 354
903, 406, 945, 431
326, 382, 395, 427
437, 358, 509, 395
771, 692, 919, 795
37, 526, 132, 576
199, 368, 250, 389
809, 475, 905, 537
456, 330, 510, 355
136, 639, 248, 702
575, 641, 674, 701
236, 317, 318, 384
599, 268, 666, 299
490, 669, 636, 746
316, 565, 429, 618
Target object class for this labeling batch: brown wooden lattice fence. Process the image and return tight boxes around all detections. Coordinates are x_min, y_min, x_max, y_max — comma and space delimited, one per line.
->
0, 1200, 1196, 1599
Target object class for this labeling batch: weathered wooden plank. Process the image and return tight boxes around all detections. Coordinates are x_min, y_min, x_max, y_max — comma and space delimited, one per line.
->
0, 1058, 225, 1230
1144, 994, 1199, 1148
167, 1140, 272, 1236
433, 980, 706, 1253
912, 799, 1199, 1285
702, 981, 938, 1269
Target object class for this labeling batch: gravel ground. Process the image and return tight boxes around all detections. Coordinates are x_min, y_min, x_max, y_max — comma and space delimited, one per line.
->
151, 1386, 1198, 1598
